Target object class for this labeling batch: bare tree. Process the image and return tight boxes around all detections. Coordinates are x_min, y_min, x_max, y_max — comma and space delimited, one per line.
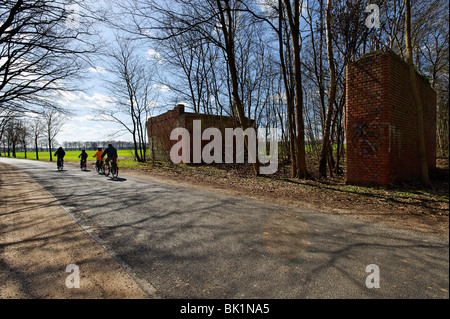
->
16, 120, 29, 158
30, 117, 44, 160
231, 0, 310, 178
95, 0, 448, 181
0, 0, 97, 114
318, 0, 336, 178
414, 1, 449, 158
405, 0, 429, 186
282, 0, 309, 178
42, 109, 66, 162
3, 119, 20, 157
157, 27, 226, 115
99, 36, 159, 162
0, 109, 17, 142
114, 0, 264, 173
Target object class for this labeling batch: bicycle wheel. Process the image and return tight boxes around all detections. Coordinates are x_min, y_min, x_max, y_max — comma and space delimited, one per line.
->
112, 165, 119, 178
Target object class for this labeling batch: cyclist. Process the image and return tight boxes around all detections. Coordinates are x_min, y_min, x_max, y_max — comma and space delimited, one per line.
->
78, 150, 88, 169
54, 147, 65, 169
101, 143, 118, 170
93, 147, 103, 171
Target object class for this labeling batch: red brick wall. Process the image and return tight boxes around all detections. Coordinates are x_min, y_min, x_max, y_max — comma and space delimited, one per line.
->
346, 50, 436, 187
147, 105, 249, 163
147, 104, 186, 161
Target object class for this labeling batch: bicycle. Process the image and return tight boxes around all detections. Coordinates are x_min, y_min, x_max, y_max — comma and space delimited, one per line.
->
57, 159, 64, 171
80, 159, 87, 171
105, 158, 119, 179
96, 160, 105, 174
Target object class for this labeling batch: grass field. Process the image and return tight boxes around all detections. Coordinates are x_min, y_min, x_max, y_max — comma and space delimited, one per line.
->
1, 149, 153, 171
10, 149, 137, 162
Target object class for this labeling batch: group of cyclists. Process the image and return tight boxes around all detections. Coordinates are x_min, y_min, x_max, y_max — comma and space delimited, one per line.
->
54, 143, 119, 177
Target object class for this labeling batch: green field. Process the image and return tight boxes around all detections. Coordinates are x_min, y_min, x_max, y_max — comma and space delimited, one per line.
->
11, 149, 137, 162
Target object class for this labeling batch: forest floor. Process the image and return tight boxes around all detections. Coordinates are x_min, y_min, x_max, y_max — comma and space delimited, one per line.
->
119, 157, 449, 238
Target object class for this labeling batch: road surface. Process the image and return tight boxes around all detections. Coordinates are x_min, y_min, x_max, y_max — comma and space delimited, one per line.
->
1, 157, 448, 299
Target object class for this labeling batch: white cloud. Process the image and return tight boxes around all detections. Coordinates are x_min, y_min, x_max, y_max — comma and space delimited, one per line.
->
57, 91, 116, 110
53, 91, 127, 143
256, 0, 308, 16
70, 114, 97, 122
143, 30, 153, 37
57, 122, 119, 143
256, 0, 277, 14
146, 49, 164, 63
58, 90, 80, 102
88, 66, 107, 74
152, 84, 170, 93
147, 49, 160, 58
81, 92, 116, 109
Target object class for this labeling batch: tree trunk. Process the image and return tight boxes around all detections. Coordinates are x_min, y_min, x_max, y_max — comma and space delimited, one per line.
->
278, 0, 297, 177
404, 0, 430, 186
48, 135, 52, 162
35, 136, 39, 160
217, 0, 259, 176
319, 0, 336, 178
12, 140, 16, 158
284, 0, 309, 178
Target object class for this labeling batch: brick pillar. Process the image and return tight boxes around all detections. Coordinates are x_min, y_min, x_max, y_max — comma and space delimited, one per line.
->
346, 50, 436, 187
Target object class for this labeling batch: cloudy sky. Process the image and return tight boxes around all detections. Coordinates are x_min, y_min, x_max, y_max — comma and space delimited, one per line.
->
50, 1, 181, 146
55, 90, 119, 143
54, 39, 173, 146
53, 0, 289, 146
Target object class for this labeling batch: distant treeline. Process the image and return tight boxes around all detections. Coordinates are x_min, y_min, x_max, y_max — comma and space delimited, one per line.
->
61, 141, 137, 151
2, 141, 138, 154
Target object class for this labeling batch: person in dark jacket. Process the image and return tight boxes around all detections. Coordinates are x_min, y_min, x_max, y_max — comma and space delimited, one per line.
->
78, 150, 88, 169
54, 147, 65, 168
102, 143, 118, 168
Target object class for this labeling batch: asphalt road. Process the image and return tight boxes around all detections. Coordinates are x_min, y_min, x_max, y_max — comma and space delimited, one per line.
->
1, 157, 448, 299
